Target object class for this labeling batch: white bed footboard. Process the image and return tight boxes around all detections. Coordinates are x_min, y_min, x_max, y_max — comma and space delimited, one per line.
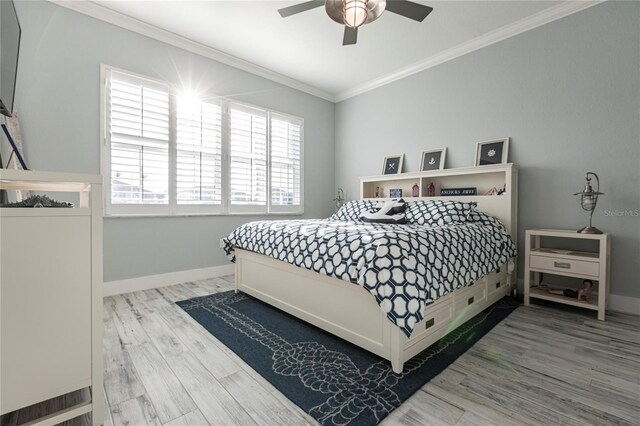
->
235, 248, 512, 373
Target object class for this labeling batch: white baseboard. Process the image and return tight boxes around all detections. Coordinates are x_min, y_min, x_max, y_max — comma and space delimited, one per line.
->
608, 294, 640, 316
103, 264, 235, 297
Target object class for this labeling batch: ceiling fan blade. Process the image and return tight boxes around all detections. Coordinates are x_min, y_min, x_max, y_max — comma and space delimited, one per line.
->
278, 1, 325, 18
343, 26, 358, 45
385, 0, 433, 22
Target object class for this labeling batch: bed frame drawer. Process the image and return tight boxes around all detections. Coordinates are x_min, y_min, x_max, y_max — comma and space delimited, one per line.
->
454, 282, 487, 315
407, 300, 453, 344
486, 269, 508, 296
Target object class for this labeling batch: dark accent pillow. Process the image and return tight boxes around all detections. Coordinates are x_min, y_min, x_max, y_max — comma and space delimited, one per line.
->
405, 200, 477, 226
371, 198, 406, 214
361, 216, 407, 224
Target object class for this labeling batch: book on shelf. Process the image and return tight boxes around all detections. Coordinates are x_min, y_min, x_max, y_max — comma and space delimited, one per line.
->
440, 187, 477, 196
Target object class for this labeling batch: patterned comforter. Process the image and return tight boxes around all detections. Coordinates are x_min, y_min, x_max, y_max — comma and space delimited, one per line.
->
223, 213, 516, 337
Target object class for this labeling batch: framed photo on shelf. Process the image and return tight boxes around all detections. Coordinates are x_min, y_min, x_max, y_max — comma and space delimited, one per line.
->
382, 154, 404, 175
389, 189, 402, 198
474, 138, 509, 166
420, 148, 446, 171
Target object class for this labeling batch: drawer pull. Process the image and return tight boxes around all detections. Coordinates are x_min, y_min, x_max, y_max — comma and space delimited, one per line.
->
425, 318, 435, 329
468, 296, 474, 305
496, 267, 501, 273
495, 281, 501, 289
554, 261, 571, 269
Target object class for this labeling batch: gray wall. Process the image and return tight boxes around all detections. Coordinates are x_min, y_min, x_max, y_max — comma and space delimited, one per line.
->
335, 2, 640, 298
12, 1, 335, 281
10, 1, 639, 296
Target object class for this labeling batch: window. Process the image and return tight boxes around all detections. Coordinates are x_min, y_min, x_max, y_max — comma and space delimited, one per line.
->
176, 98, 223, 207
228, 104, 267, 213
102, 66, 304, 216
108, 72, 170, 212
270, 113, 302, 212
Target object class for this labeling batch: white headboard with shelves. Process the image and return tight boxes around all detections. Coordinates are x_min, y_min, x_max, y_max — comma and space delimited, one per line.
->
360, 164, 518, 243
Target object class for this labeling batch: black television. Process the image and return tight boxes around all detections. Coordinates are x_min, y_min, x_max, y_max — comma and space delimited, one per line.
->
0, 0, 21, 117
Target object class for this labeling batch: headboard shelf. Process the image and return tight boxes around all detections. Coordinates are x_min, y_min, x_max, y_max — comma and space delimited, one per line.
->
360, 164, 518, 243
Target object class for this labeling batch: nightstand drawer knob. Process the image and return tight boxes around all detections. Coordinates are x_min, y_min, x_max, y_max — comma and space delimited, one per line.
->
496, 281, 501, 289
554, 261, 571, 269
468, 296, 474, 305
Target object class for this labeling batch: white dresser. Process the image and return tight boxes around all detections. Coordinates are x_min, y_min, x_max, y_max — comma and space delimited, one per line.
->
0, 170, 104, 425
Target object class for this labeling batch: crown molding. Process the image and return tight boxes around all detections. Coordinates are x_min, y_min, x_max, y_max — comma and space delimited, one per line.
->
50, 0, 336, 102
334, 0, 606, 102
50, 0, 605, 104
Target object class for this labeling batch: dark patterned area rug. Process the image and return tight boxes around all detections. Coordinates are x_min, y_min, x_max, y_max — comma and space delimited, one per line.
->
177, 291, 518, 426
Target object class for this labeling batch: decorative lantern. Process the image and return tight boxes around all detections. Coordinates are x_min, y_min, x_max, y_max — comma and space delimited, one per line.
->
573, 172, 604, 234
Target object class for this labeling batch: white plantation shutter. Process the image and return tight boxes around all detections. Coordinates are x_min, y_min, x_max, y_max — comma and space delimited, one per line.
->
270, 113, 303, 212
102, 66, 304, 216
108, 70, 170, 211
229, 104, 268, 213
176, 98, 223, 209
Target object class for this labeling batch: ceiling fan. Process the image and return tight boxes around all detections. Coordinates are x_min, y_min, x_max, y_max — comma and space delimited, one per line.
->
278, 0, 433, 46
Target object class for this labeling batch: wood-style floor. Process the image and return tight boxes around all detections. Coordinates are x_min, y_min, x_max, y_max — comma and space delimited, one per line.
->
4, 276, 638, 425
98, 276, 640, 426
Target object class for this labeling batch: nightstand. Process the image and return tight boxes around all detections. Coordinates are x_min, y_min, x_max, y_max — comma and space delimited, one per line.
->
524, 229, 611, 320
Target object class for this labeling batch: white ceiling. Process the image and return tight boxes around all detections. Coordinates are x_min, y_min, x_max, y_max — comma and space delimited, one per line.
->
68, 0, 601, 101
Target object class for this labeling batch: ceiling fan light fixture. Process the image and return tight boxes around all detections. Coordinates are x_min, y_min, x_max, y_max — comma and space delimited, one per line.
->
343, 0, 368, 28
283, 0, 431, 46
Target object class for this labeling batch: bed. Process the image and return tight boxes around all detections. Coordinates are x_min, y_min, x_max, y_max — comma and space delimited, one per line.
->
225, 165, 518, 373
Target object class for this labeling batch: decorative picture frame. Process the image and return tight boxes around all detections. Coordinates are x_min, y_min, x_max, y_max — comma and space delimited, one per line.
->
474, 138, 510, 166
420, 148, 447, 171
389, 189, 402, 198
382, 154, 404, 175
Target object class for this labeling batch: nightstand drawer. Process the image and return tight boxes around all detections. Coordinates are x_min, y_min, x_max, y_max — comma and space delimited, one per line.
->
529, 254, 599, 277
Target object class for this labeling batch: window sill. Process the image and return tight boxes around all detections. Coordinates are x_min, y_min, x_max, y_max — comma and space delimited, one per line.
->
104, 211, 305, 219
